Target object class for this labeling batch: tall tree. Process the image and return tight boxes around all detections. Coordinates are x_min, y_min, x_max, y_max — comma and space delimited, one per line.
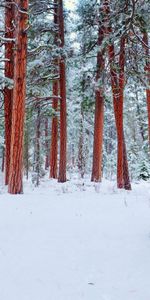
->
8, 0, 28, 194
91, 2, 106, 182
50, 0, 59, 179
4, 0, 15, 185
107, 0, 131, 190
58, 0, 67, 182
109, 36, 131, 190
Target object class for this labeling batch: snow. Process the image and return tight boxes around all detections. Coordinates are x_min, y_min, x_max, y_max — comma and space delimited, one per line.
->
0, 177, 150, 300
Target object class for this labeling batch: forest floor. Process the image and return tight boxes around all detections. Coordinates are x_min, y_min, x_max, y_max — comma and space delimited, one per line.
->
0, 175, 150, 300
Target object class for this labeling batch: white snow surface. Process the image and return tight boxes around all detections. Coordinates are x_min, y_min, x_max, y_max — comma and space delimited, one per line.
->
0, 176, 150, 300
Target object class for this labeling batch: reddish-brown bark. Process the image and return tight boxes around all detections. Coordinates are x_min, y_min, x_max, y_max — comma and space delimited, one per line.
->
91, 18, 105, 182
8, 0, 28, 194
58, 0, 67, 182
4, 1, 15, 185
108, 40, 124, 188
118, 37, 131, 190
108, 29, 131, 189
50, 80, 58, 178
143, 32, 150, 147
50, 0, 59, 178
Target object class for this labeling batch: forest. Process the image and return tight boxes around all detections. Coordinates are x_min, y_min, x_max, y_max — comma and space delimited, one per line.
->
0, 1, 150, 300
0, 0, 149, 194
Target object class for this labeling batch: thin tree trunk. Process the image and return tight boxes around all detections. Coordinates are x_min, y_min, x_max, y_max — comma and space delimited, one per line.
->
35, 105, 41, 186
8, 0, 28, 194
136, 90, 145, 142
45, 118, 49, 170
143, 32, 150, 147
123, 133, 131, 190
71, 143, 75, 168
119, 37, 131, 190
78, 110, 85, 178
58, 0, 67, 182
4, 0, 14, 185
24, 124, 29, 180
1, 147, 5, 173
91, 89, 104, 182
108, 42, 124, 188
50, 81, 58, 178
91, 52, 105, 182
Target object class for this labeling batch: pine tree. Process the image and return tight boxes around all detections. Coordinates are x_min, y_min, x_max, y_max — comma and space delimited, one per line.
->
8, 0, 28, 194
4, 0, 15, 185
50, 0, 59, 179
91, 1, 107, 182
58, 0, 67, 182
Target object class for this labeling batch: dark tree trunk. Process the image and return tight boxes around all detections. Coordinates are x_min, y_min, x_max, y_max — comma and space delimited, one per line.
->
78, 111, 85, 178
45, 118, 49, 170
35, 105, 41, 187
123, 134, 131, 190
50, 80, 58, 178
58, 0, 67, 182
143, 32, 150, 147
24, 124, 29, 180
1, 147, 5, 173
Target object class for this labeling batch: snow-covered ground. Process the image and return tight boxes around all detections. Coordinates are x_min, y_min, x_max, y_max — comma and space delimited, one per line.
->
0, 176, 150, 300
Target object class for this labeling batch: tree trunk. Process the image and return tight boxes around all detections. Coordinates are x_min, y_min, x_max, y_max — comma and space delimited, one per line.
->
24, 124, 29, 180
50, 80, 58, 178
35, 105, 41, 187
91, 30, 105, 181
123, 133, 131, 190
118, 37, 131, 190
91, 89, 104, 182
58, 0, 67, 182
1, 147, 5, 173
45, 118, 49, 170
8, 0, 28, 194
108, 34, 131, 189
108, 41, 124, 188
78, 111, 85, 178
4, 0, 15, 185
50, 0, 59, 178
91, 3, 107, 182
143, 32, 150, 147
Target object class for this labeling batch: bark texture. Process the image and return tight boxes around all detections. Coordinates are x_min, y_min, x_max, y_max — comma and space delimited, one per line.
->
91, 1, 106, 182
4, 0, 15, 185
50, 0, 59, 178
8, 0, 28, 194
91, 58, 105, 181
50, 80, 58, 178
107, 8, 131, 190
58, 0, 67, 182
